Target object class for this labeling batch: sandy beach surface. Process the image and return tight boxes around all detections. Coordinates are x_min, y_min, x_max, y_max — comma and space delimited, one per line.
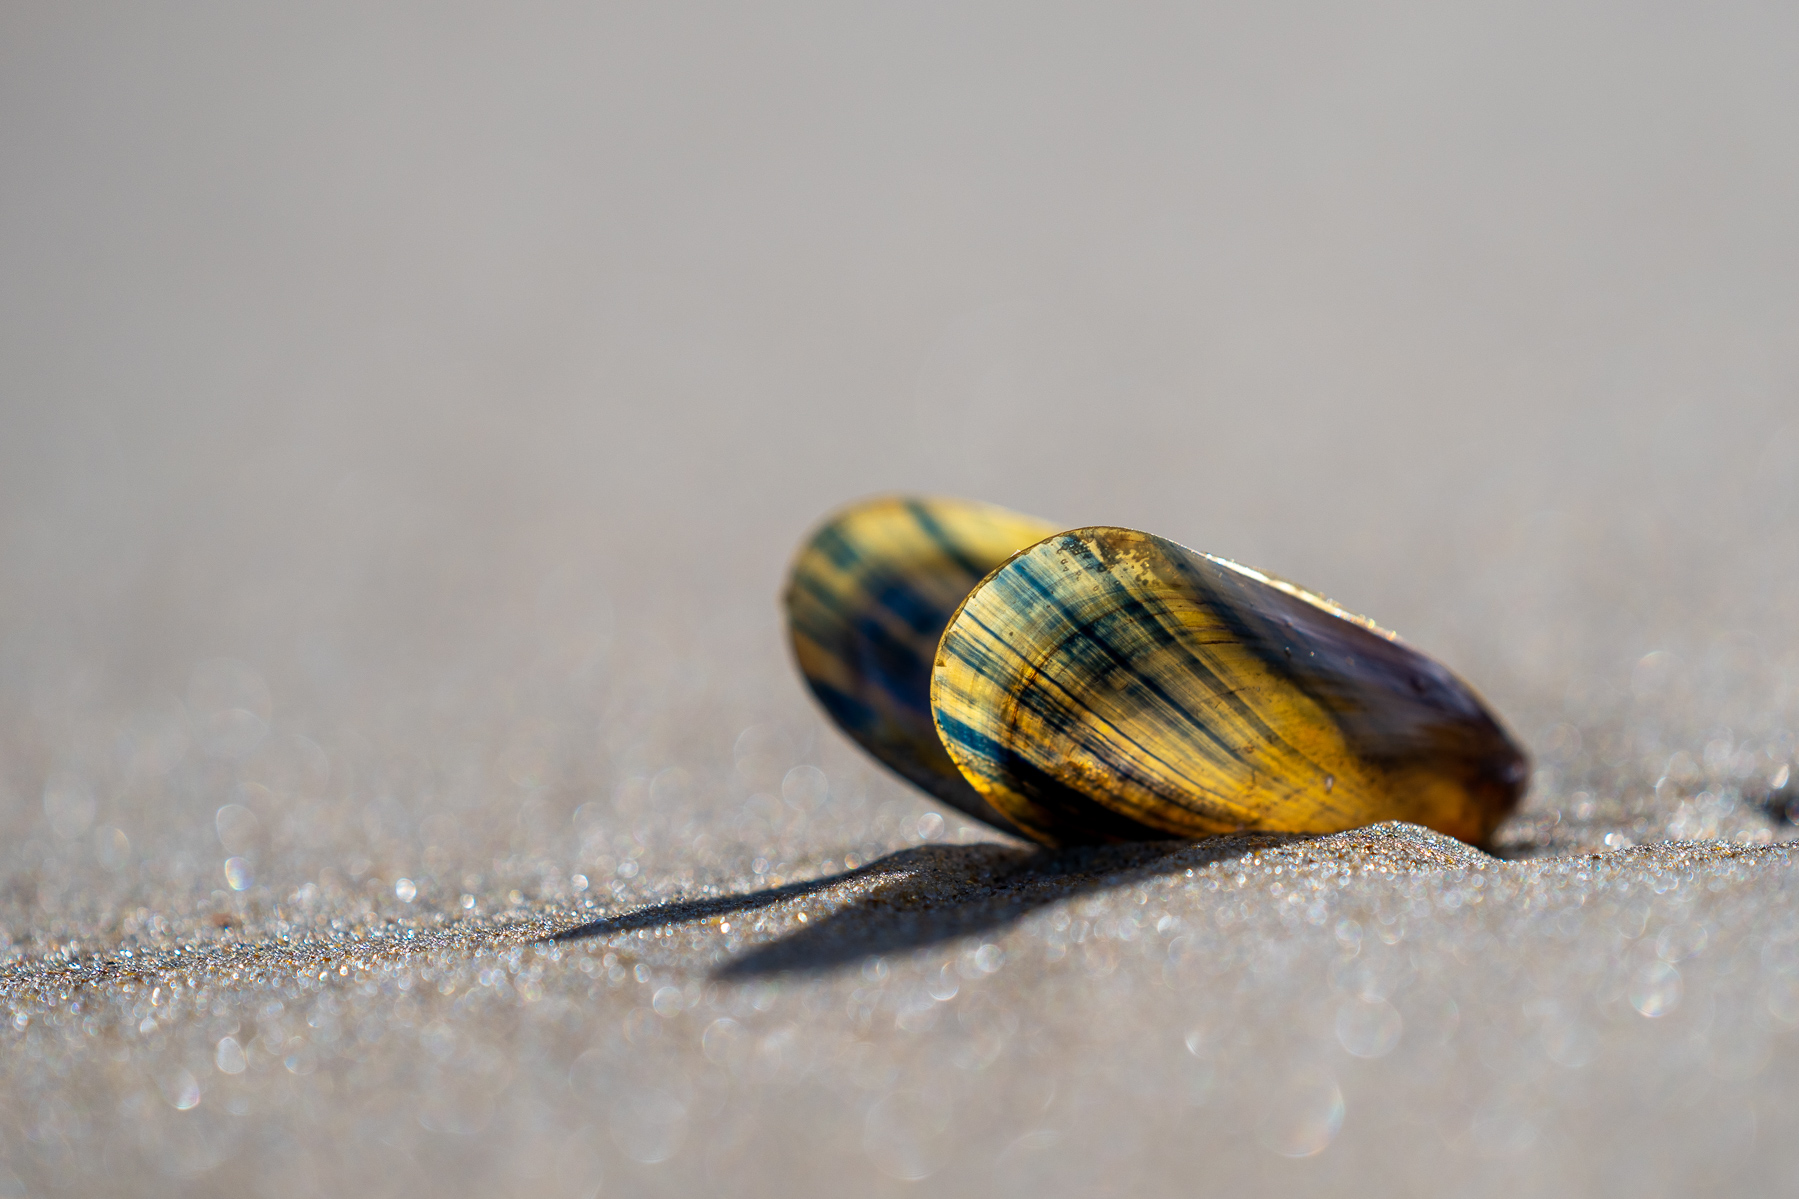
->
3, 4, 1797, 1195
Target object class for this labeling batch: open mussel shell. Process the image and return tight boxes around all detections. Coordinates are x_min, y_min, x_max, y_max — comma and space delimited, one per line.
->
784, 495, 1059, 836
931, 527, 1528, 847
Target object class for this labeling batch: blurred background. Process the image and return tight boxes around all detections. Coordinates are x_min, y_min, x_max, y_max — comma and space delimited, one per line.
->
4, 1, 1794, 745
1, 3, 1797, 1194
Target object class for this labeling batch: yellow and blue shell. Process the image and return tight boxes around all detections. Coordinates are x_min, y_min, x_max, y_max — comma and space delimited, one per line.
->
783, 495, 1058, 836
785, 497, 1527, 848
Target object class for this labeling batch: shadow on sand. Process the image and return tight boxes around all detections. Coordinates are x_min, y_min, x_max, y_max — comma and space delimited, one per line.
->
550, 834, 1303, 978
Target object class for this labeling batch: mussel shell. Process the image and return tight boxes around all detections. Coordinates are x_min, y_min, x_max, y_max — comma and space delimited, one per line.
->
930, 527, 1527, 847
784, 495, 1058, 835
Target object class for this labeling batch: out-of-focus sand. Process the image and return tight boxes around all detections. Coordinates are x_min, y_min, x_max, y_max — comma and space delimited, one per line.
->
2, 3, 1796, 1195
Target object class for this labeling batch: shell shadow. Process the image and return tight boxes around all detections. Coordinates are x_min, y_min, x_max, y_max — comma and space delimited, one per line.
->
551, 834, 1312, 978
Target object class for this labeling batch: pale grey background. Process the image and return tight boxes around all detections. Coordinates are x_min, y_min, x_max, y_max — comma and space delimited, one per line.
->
2, 3, 1797, 1197
5, 1, 1795, 713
